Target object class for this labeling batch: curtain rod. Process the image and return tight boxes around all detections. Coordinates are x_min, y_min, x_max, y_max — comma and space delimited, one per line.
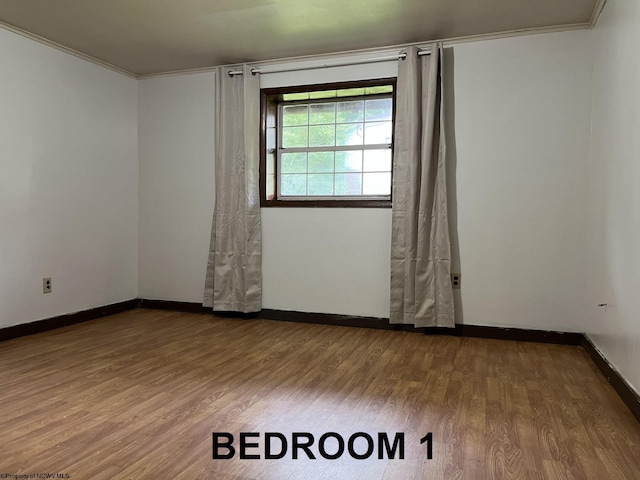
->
227, 49, 431, 76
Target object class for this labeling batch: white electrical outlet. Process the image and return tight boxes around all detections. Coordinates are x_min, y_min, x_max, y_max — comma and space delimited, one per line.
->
43, 277, 52, 294
451, 273, 461, 289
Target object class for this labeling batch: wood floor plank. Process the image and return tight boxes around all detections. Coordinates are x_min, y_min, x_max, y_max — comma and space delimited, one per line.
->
0, 308, 639, 479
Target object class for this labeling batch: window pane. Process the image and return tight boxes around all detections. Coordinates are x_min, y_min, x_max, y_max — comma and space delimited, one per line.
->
308, 174, 334, 195
336, 123, 363, 146
266, 152, 276, 178
266, 127, 276, 149
309, 125, 335, 147
282, 92, 309, 101
308, 152, 334, 173
364, 85, 393, 95
337, 101, 364, 123
335, 150, 362, 172
283, 105, 308, 126
266, 174, 275, 200
335, 173, 362, 195
281, 174, 307, 196
365, 98, 392, 122
282, 126, 308, 148
309, 103, 336, 124
364, 121, 392, 145
281, 152, 307, 173
363, 172, 391, 195
337, 88, 365, 97
270, 83, 394, 203
282, 86, 391, 102
363, 149, 391, 172
309, 90, 337, 99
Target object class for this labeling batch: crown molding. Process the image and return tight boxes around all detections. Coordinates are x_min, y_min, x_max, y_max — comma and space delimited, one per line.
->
0, 19, 137, 79
439, 22, 590, 45
590, 0, 608, 28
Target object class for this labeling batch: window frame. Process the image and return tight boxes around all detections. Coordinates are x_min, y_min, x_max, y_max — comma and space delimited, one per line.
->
260, 78, 396, 208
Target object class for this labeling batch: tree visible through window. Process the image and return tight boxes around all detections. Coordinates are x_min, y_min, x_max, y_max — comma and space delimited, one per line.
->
260, 79, 396, 207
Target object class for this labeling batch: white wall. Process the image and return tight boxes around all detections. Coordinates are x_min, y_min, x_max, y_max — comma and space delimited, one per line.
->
137, 31, 594, 328
452, 31, 593, 331
0, 28, 139, 328
585, 0, 640, 393
261, 208, 392, 317
138, 73, 215, 302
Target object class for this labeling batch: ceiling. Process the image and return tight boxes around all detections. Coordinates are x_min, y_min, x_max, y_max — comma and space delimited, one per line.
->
0, 0, 599, 76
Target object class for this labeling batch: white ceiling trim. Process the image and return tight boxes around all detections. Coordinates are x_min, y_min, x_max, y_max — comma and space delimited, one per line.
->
0, 19, 136, 78
590, 0, 608, 27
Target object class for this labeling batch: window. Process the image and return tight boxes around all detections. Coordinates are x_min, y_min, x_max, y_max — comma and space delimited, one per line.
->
260, 79, 396, 207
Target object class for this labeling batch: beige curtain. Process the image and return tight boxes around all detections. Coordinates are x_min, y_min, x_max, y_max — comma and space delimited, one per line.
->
390, 44, 454, 328
203, 65, 262, 313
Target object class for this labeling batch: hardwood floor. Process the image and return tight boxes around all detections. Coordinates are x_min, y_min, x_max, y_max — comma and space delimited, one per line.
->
0, 309, 638, 479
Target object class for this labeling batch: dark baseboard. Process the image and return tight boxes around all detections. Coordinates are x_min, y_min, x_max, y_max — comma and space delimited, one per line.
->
0, 298, 584, 347
139, 299, 259, 319
262, 309, 583, 345
139, 300, 582, 345
139, 298, 208, 314
259, 308, 411, 330
0, 299, 138, 343
451, 324, 583, 346
581, 335, 640, 423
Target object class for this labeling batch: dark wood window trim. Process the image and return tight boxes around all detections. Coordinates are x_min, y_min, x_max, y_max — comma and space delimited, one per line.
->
260, 78, 396, 208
